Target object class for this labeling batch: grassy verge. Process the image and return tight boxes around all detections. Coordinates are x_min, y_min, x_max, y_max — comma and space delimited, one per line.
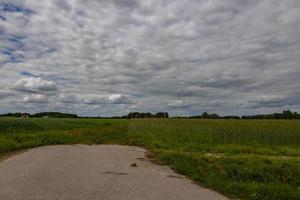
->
0, 118, 299, 200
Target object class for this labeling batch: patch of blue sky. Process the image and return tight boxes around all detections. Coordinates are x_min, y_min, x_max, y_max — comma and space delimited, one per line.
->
44, 74, 68, 83
0, 3, 33, 15
20, 71, 40, 77
43, 74, 80, 87
9, 54, 23, 63
0, 32, 26, 61
0, 52, 23, 64
8, 34, 25, 48
33, 46, 56, 59
46, 47, 56, 53
0, 26, 4, 35
0, 46, 24, 63
0, 47, 14, 55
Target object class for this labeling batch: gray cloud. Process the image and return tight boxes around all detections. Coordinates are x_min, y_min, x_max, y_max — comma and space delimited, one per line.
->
0, 90, 15, 99
246, 95, 288, 109
0, 0, 300, 116
59, 93, 80, 104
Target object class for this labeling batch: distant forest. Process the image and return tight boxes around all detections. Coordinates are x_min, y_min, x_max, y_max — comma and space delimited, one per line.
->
0, 112, 78, 118
188, 110, 300, 120
0, 110, 299, 119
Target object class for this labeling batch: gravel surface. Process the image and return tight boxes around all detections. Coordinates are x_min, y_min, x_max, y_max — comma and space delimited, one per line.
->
0, 145, 229, 200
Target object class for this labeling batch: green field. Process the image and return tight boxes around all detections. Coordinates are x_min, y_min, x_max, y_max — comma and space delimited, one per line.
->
0, 118, 299, 200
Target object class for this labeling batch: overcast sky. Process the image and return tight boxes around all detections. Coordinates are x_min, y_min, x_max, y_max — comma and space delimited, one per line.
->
0, 0, 300, 116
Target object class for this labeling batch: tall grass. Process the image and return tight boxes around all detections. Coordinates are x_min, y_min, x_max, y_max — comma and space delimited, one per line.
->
127, 119, 300, 200
0, 118, 129, 153
128, 119, 300, 146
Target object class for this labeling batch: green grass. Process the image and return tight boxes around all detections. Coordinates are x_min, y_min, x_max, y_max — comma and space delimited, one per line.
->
0, 117, 299, 200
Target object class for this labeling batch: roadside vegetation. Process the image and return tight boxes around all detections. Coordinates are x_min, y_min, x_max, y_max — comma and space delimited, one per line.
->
0, 118, 299, 200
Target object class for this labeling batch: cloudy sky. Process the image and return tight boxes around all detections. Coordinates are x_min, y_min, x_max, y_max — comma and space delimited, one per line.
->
0, 0, 300, 116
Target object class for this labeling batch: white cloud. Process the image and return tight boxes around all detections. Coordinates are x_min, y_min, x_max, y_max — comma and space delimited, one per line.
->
58, 93, 133, 105
107, 94, 133, 104
13, 77, 58, 93
83, 94, 133, 105
167, 100, 189, 108
23, 94, 48, 103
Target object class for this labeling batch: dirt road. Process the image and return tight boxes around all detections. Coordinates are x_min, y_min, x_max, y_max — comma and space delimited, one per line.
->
0, 145, 228, 200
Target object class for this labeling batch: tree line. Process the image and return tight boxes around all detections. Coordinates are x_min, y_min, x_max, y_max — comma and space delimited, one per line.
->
126, 112, 169, 119
0, 112, 78, 118
188, 110, 300, 119
0, 110, 299, 119
241, 110, 300, 119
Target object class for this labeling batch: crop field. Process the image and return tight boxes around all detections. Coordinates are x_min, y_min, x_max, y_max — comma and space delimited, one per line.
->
0, 118, 299, 200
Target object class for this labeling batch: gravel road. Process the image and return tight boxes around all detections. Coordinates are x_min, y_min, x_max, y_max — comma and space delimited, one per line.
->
0, 145, 228, 200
